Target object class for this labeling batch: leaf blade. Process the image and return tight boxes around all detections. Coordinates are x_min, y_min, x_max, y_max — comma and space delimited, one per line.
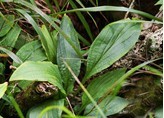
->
0, 15, 14, 37
84, 21, 141, 82
27, 99, 64, 118
57, 15, 81, 93
10, 61, 65, 94
82, 69, 126, 109
41, 25, 58, 63
85, 96, 129, 117
0, 24, 21, 50
0, 82, 8, 99
0, 47, 22, 64
13, 40, 47, 67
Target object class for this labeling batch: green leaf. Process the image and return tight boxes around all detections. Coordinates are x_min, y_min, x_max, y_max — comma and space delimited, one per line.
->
156, 0, 163, 5
41, 25, 57, 63
13, 40, 47, 67
155, 0, 163, 10
0, 47, 22, 64
0, 15, 14, 37
9, 61, 65, 95
59, 6, 162, 22
57, 15, 81, 93
155, 107, 163, 118
85, 96, 129, 117
0, 24, 21, 50
27, 99, 64, 118
14, 32, 31, 50
0, 82, 8, 99
51, 30, 58, 49
82, 69, 126, 109
142, 65, 163, 77
83, 20, 141, 82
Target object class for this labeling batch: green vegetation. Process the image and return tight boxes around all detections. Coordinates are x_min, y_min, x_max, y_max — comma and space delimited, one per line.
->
0, 0, 163, 118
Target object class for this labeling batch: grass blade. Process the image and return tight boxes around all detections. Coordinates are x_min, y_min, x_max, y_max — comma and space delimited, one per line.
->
0, 47, 22, 64
58, 6, 162, 22
69, 0, 94, 41
7, 94, 24, 118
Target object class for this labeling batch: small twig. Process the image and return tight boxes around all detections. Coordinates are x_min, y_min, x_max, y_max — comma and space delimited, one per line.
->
143, 107, 153, 118
10, 65, 17, 70
66, 97, 75, 116
35, 1, 51, 13
10, 83, 19, 94
0, 53, 9, 58
137, 92, 149, 97
66, 2, 70, 10
0, 2, 9, 13
124, 0, 135, 19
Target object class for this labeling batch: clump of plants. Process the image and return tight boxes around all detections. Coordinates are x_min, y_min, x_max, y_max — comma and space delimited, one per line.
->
0, 0, 163, 118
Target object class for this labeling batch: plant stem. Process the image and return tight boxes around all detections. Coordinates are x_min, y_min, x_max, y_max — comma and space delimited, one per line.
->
8, 93, 24, 118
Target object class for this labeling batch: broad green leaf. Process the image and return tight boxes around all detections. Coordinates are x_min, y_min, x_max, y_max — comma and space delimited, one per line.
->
14, 32, 31, 50
82, 69, 126, 109
155, 107, 163, 118
85, 96, 129, 117
57, 15, 81, 93
0, 82, 8, 98
0, 47, 22, 64
83, 21, 141, 82
0, 24, 21, 50
41, 25, 57, 63
27, 99, 64, 118
0, 15, 14, 37
13, 40, 47, 67
9, 61, 65, 95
